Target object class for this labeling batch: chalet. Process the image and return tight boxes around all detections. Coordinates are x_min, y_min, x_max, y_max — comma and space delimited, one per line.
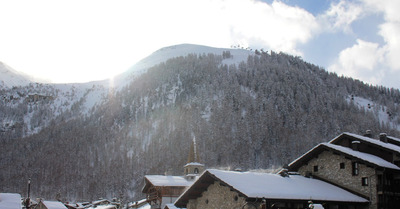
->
171, 131, 400, 209
0, 193, 22, 209
174, 169, 369, 209
35, 200, 68, 209
142, 138, 204, 209
288, 132, 400, 209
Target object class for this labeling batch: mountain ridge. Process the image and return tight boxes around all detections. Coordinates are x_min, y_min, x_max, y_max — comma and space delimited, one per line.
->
0, 44, 399, 203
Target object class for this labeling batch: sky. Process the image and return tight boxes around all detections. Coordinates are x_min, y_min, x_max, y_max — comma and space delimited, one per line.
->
0, 0, 399, 89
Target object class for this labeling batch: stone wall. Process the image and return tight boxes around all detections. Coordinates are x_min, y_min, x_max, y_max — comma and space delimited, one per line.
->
187, 181, 246, 209
297, 150, 376, 209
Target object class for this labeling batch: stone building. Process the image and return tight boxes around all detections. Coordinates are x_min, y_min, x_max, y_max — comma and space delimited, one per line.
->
288, 132, 400, 209
172, 132, 400, 209
35, 200, 68, 209
174, 169, 368, 209
142, 138, 204, 209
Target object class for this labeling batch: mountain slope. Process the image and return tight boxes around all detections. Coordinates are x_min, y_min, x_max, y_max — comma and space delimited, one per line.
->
114, 44, 254, 88
0, 44, 399, 203
0, 62, 33, 88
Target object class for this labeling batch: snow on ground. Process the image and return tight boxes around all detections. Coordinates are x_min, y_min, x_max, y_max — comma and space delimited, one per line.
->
0, 62, 32, 88
347, 95, 400, 131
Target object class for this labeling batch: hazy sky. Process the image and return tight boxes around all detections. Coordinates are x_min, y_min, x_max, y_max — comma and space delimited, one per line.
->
0, 0, 399, 89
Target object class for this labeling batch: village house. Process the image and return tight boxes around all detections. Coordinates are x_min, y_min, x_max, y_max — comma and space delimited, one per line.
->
172, 131, 400, 209
35, 200, 68, 209
288, 132, 400, 209
174, 169, 369, 209
142, 138, 204, 209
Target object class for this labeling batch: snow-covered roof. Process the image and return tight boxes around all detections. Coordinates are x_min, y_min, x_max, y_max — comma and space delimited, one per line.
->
289, 142, 400, 171
387, 135, 400, 144
331, 132, 400, 154
86, 205, 116, 209
41, 201, 68, 209
0, 193, 22, 209
184, 162, 204, 167
322, 143, 400, 170
164, 204, 185, 209
208, 169, 367, 202
175, 169, 368, 207
144, 175, 193, 187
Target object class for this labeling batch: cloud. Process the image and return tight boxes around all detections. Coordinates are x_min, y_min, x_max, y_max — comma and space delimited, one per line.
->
0, 0, 321, 83
325, 0, 400, 88
329, 39, 385, 85
226, 0, 319, 55
320, 0, 363, 33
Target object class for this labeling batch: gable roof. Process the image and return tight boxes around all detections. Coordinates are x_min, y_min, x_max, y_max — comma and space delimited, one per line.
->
330, 132, 400, 154
0, 193, 22, 209
142, 175, 193, 193
175, 169, 368, 207
41, 201, 68, 209
387, 135, 400, 146
288, 143, 400, 171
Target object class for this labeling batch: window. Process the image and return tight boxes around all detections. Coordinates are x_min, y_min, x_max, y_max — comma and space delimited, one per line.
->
313, 165, 318, 172
234, 195, 238, 201
352, 162, 359, 176
340, 162, 345, 169
194, 168, 199, 174
362, 177, 369, 186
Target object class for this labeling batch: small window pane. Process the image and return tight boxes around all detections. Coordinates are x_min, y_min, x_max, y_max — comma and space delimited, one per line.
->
362, 177, 369, 186
340, 163, 345, 169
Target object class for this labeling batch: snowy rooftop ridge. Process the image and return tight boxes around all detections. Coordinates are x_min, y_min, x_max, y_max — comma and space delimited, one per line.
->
321, 143, 400, 170
0, 193, 22, 209
332, 132, 400, 154
387, 135, 400, 143
41, 201, 68, 209
288, 141, 400, 170
206, 169, 367, 202
144, 175, 193, 187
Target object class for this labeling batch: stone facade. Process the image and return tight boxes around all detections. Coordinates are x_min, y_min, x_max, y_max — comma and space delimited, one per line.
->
187, 181, 246, 209
298, 150, 376, 209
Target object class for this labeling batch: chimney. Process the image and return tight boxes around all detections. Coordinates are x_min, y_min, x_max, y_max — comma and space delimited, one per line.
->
364, 130, 372, 138
280, 168, 289, 177
351, 140, 360, 151
379, 133, 388, 143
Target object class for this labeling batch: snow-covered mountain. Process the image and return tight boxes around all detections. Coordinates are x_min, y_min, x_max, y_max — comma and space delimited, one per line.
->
1, 43, 399, 202
0, 44, 253, 137
114, 44, 254, 88
0, 62, 33, 88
